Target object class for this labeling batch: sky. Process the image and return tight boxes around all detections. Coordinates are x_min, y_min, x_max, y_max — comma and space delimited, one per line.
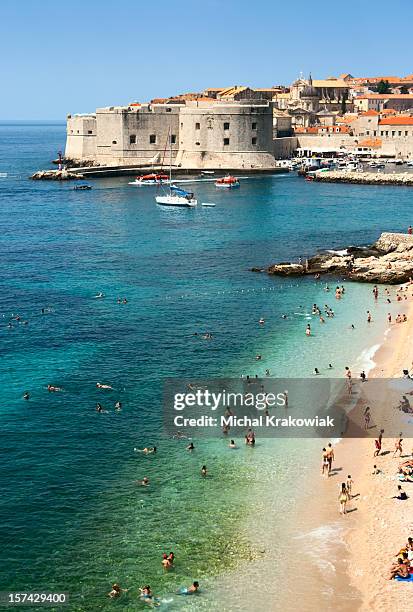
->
1, 0, 413, 119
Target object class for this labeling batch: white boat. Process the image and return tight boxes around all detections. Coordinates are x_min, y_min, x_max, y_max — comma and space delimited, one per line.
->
155, 192, 197, 207
407, 161, 413, 167
155, 132, 197, 207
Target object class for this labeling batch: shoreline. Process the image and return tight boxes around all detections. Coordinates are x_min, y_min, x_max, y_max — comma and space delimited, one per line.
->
310, 285, 413, 610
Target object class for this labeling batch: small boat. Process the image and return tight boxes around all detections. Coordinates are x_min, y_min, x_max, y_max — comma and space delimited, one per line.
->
74, 184, 92, 190
201, 170, 215, 175
129, 173, 170, 185
201, 202, 216, 207
156, 186, 197, 207
215, 175, 240, 188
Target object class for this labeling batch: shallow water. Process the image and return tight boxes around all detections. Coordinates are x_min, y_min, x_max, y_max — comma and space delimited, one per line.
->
0, 122, 411, 609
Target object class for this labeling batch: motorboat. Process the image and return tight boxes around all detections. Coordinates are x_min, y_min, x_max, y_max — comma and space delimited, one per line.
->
74, 184, 92, 190
129, 173, 170, 185
215, 175, 240, 188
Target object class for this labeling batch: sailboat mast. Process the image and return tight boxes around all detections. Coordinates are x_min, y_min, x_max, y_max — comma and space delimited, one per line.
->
169, 127, 172, 189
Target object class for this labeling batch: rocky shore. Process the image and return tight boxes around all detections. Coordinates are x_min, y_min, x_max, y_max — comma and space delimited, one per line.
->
265, 232, 413, 284
312, 170, 413, 186
31, 169, 84, 181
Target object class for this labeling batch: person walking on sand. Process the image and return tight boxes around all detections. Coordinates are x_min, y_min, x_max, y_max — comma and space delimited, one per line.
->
326, 443, 335, 474
346, 475, 354, 498
374, 430, 383, 457
364, 406, 371, 430
321, 448, 329, 477
393, 434, 403, 458
339, 483, 349, 515
408, 225, 413, 236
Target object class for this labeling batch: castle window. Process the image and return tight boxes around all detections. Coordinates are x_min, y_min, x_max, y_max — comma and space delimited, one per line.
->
180, 122, 183, 129
88, 130, 92, 134
171, 134, 176, 144
166, 107, 172, 112
223, 138, 230, 146
406, 131, 409, 136
392, 131, 395, 137
223, 122, 230, 130
252, 137, 257, 145
195, 141, 200, 146
399, 131, 402, 136
70, 130, 73, 134
77, 130, 80, 134
112, 140, 117, 144
130, 134, 136, 144
252, 122, 257, 130
195, 122, 200, 130
149, 134, 156, 144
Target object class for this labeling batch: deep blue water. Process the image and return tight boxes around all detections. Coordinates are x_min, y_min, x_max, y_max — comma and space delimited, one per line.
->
1, 122, 412, 610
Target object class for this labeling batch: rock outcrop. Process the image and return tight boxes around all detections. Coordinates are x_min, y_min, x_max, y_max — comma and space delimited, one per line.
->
30, 169, 83, 181
267, 233, 413, 284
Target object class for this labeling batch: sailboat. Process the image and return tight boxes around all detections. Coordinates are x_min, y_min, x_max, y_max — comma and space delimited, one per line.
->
155, 131, 197, 207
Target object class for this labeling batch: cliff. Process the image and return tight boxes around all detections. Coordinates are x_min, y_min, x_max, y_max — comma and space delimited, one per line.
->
266, 233, 413, 284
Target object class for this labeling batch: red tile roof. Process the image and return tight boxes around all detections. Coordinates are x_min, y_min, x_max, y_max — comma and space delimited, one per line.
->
378, 117, 413, 125
361, 110, 379, 116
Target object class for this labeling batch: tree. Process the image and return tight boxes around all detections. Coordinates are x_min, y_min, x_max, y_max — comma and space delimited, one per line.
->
376, 80, 391, 94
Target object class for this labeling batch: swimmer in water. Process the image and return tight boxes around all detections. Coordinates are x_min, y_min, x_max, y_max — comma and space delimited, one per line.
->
306, 324, 311, 336
265, 369, 270, 376
187, 581, 200, 593
47, 384, 62, 392
23, 391, 30, 400
94, 292, 105, 299
367, 311, 372, 323
108, 583, 128, 598
96, 403, 104, 413
186, 442, 195, 451
139, 585, 153, 601
135, 447, 156, 455
256, 354, 262, 360
314, 368, 320, 375
229, 439, 237, 448
259, 318, 265, 324
96, 382, 113, 389
137, 477, 150, 486
328, 364, 333, 369
115, 401, 122, 411
201, 465, 207, 477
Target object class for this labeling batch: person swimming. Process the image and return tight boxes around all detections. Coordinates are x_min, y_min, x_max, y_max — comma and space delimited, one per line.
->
23, 391, 30, 400
138, 477, 150, 486
115, 401, 122, 411
314, 368, 320, 375
94, 292, 105, 299
229, 439, 237, 448
96, 382, 113, 389
186, 442, 195, 451
201, 465, 207, 477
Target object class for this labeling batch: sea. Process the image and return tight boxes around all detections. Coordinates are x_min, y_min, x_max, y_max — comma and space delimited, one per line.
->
0, 121, 412, 611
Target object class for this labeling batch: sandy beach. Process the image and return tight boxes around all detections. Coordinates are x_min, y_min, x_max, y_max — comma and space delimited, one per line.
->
310, 286, 413, 611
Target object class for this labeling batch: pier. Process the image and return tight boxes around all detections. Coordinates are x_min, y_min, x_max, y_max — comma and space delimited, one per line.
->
312, 170, 413, 186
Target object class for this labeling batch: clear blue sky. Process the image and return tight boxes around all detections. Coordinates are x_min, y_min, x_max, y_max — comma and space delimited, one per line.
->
1, 0, 413, 119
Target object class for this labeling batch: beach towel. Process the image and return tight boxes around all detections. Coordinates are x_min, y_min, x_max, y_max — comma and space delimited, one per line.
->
395, 573, 413, 582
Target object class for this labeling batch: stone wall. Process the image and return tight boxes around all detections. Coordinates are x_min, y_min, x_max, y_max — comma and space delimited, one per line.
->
273, 137, 298, 159
65, 115, 97, 160
175, 101, 276, 169
95, 104, 181, 166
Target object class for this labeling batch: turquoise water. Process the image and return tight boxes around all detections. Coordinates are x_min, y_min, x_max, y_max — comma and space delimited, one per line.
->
0, 122, 411, 610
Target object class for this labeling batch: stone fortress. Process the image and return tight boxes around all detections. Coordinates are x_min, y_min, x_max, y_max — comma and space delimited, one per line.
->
66, 96, 276, 170
65, 73, 413, 169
